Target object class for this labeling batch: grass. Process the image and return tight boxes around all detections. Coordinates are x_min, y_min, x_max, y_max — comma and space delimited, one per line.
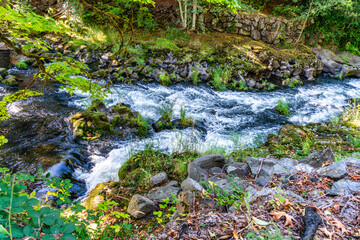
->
211, 66, 231, 91
342, 99, 360, 127
275, 99, 290, 117
180, 106, 194, 127
158, 101, 174, 122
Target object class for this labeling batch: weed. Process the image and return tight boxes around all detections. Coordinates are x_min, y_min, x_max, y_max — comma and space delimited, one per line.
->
211, 66, 231, 91
180, 106, 194, 127
275, 99, 290, 117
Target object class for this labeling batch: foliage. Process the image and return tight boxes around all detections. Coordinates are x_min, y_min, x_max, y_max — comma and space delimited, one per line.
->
180, 106, 194, 127
342, 99, 360, 127
211, 66, 231, 91
153, 195, 179, 227
275, 99, 290, 117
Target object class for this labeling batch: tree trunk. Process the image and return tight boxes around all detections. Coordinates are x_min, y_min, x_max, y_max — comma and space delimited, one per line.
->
191, 0, 197, 30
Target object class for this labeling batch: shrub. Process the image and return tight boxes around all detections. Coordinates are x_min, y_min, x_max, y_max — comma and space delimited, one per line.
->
275, 99, 290, 117
211, 67, 231, 91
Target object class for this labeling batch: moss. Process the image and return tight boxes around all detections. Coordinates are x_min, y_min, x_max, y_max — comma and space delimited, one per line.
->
15, 61, 28, 70
83, 181, 116, 210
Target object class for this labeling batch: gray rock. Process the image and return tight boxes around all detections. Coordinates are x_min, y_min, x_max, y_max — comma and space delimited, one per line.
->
292, 163, 315, 173
299, 148, 334, 168
327, 180, 360, 196
317, 161, 347, 179
251, 30, 261, 40
209, 167, 222, 176
248, 187, 304, 202
181, 178, 204, 192
226, 162, 250, 178
273, 158, 295, 174
147, 181, 181, 203
303, 67, 315, 80
246, 157, 276, 186
342, 157, 360, 168
127, 194, 157, 219
188, 154, 225, 182
2, 75, 18, 86
150, 172, 168, 188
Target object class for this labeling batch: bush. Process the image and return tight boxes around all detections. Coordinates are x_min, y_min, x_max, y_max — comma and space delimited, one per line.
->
275, 99, 290, 117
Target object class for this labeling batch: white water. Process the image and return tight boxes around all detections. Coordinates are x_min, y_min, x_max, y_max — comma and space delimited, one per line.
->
69, 78, 360, 195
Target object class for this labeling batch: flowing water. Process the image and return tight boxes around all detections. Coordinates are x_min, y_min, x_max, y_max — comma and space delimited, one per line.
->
1, 70, 360, 198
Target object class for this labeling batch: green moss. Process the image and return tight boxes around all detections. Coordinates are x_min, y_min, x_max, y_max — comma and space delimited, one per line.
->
15, 61, 28, 70
83, 181, 116, 210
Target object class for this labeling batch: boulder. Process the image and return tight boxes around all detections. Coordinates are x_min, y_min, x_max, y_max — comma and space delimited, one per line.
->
0, 68, 8, 78
299, 148, 334, 168
226, 162, 250, 178
292, 163, 315, 173
273, 158, 295, 175
2, 75, 18, 86
150, 172, 168, 188
147, 181, 181, 203
317, 161, 347, 179
127, 194, 157, 219
342, 157, 360, 168
181, 178, 204, 192
246, 157, 276, 186
188, 154, 225, 182
327, 180, 360, 196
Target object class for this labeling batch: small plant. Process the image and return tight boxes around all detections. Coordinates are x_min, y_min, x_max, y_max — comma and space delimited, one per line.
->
133, 114, 151, 137
158, 101, 175, 122
153, 195, 179, 227
211, 67, 231, 91
349, 135, 360, 148
180, 106, 194, 127
15, 61, 28, 70
158, 73, 172, 87
275, 99, 290, 117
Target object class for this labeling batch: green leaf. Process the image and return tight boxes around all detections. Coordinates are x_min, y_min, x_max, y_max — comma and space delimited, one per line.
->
61, 223, 75, 234
42, 234, 55, 240
23, 225, 33, 236
11, 227, 23, 238
252, 216, 269, 226
28, 210, 40, 219
60, 234, 77, 240
40, 207, 50, 215
50, 225, 61, 235
0, 225, 9, 235
26, 198, 39, 206
42, 216, 55, 226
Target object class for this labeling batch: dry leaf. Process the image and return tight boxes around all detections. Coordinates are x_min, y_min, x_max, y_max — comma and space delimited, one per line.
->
319, 227, 333, 238
330, 218, 348, 234
270, 211, 296, 228
233, 225, 240, 240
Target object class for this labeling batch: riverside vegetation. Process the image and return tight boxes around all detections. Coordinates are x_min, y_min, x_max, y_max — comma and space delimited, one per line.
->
0, 0, 360, 239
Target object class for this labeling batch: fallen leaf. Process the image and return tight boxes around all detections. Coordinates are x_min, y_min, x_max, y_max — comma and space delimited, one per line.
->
319, 227, 333, 238
330, 218, 348, 234
233, 225, 240, 240
252, 216, 269, 226
270, 211, 296, 228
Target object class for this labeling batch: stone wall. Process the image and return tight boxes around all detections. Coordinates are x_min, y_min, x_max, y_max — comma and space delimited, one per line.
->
205, 12, 305, 45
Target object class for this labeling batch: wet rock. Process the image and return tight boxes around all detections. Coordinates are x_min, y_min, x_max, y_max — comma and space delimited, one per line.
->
0, 68, 8, 78
226, 162, 250, 178
147, 181, 181, 203
342, 157, 360, 168
303, 67, 315, 81
327, 180, 360, 196
188, 154, 225, 182
181, 178, 204, 192
302, 207, 322, 240
127, 194, 157, 219
299, 148, 334, 168
246, 157, 276, 186
2, 75, 18, 86
317, 161, 347, 179
150, 172, 168, 188
293, 163, 315, 173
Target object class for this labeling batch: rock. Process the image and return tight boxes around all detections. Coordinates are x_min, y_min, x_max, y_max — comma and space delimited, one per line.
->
251, 30, 261, 40
317, 161, 347, 179
303, 67, 315, 81
273, 158, 295, 174
83, 181, 115, 211
327, 180, 360, 196
302, 207, 322, 240
147, 181, 181, 203
226, 162, 250, 178
127, 194, 157, 219
2, 75, 18, 86
181, 178, 204, 192
248, 187, 304, 202
292, 163, 315, 173
188, 154, 225, 182
150, 172, 168, 187
342, 157, 360, 168
0, 68, 8, 78
209, 167, 222, 176
299, 148, 334, 168
246, 157, 276, 186
152, 117, 172, 132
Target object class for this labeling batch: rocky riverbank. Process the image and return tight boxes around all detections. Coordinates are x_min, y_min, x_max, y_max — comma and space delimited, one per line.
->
80, 120, 360, 239
3, 32, 359, 91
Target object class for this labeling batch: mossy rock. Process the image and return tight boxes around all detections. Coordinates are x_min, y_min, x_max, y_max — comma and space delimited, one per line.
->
15, 61, 28, 70
2, 75, 18, 87
264, 124, 314, 154
0, 68, 9, 78
118, 150, 169, 182
83, 181, 116, 210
